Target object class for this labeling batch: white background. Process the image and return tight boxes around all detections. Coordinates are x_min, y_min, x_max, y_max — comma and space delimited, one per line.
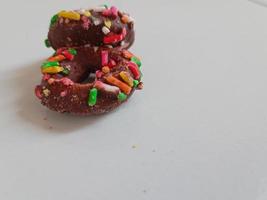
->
1, 0, 267, 199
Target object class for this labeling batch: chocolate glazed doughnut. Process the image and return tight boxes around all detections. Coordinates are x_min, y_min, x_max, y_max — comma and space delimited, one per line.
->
35, 5, 143, 115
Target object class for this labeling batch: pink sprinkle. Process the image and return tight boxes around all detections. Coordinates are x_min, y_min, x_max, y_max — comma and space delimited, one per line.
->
94, 81, 120, 94
60, 78, 74, 86
60, 90, 67, 97
101, 50, 109, 66
42, 74, 51, 81
47, 78, 55, 85
81, 16, 90, 30
110, 6, 118, 17
35, 86, 42, 99
96, 70, 103, 78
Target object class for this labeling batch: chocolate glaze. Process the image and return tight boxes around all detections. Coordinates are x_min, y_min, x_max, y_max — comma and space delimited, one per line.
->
48, 10, 135, 50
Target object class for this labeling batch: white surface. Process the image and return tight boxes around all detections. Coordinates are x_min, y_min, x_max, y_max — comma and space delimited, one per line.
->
1, 0, 267, 199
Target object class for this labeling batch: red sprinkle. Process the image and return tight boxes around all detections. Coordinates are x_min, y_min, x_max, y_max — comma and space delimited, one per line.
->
35, 86, 42, 99
60, 78, 74, 86
108, 59, 116, 67
101, 50, 109, 66
56, 48, 67, 55
128, 62, 140, 79
62, 50, 74, 60
42, 74, 51, 81
103, 28, 127, 44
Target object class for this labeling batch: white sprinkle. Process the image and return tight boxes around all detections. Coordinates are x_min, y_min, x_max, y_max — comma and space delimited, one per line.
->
77, 9, 86, 14
92, 6, 106, 12
65, 65, 71, 70
93, 46, 99, 52
102, 26, 110, 35
93, 18, 101, 26
65, 18, 70, 24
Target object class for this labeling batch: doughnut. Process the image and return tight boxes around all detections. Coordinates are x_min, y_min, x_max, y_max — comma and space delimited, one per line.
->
35, 5, 143, 115
47, 5, 135, 50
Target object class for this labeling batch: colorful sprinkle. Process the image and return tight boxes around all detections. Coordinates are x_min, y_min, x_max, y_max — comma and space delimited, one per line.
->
128, 62, 140, 79
60, 90, 67, 97
43, 89, 51, 97
121, 15, 130, 24
119, 71, 134, 87
131, 56, 142, 67
47, 78, 55, 85
102, 26, 110, 35
48, 55, 66, 62
62, 50, 74, 60
96, 70, 103, 78
108, 59, 116, 68
102, 66, 110, 74
35, 87, 42, 99
118, 92, 127, 101
92, 6, 107, 12
101, 50, 109, 66
62, 68, 70, 75
104, 20, 112, 29
44, 39, 51, 48
110, 6, 118, 17
94, 81, 120, 94
122, 50, 134, 59
88, 88, 98, 106
58, 11, 81, 20
68, 48, 77, 55
42, 66, 64, 74
133, 80, 139, 88
92, 17, 101, 26
41, 61, 60, 69
105, 75, 132, 95
50, 14, 58, 26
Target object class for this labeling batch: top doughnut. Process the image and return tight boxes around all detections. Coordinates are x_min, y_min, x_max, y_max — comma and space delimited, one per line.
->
47, 5, 135, 50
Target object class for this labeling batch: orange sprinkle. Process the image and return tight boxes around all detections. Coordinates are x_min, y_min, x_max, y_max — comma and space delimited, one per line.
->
105, 75, 132, 95
48, 55, 66, 62
102, 66, 110, 74
122, 50, 134, 59
121, 15, 130, 24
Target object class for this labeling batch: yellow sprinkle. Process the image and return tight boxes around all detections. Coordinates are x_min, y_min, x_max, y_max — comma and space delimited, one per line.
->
119, 71, 134, 87
42, 66, 64, 74
102, 66, 110, 74
83, 11, 91, 17
104, 20, 112, 29
58, 11, 81, 20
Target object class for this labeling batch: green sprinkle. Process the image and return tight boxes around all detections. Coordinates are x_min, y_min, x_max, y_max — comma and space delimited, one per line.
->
88, 88, 98, 106
131, 57, 142, 68
133, 80, 139, 88
62, 68, 70, 75
44, 39, 51, 48
68, 48, 77, 55
102, 4, 108, 8
118, 92, 127, 102
50, 14, 58, 27
41, 61, 60, 69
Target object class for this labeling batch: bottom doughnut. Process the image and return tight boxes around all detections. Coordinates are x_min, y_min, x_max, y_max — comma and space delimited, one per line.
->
35, 47, 143, 115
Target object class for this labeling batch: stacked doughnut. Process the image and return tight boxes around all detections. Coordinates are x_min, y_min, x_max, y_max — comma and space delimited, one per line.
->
35, 5, 143, 115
